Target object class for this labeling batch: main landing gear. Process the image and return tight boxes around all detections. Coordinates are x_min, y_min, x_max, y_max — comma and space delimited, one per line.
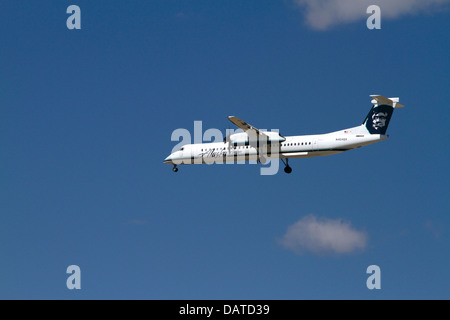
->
172, 165, 178, 172
281, 158, 292, 174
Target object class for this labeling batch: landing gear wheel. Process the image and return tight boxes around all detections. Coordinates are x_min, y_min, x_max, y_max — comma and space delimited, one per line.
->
281, 158, 292, 174
173, 165, 178, 172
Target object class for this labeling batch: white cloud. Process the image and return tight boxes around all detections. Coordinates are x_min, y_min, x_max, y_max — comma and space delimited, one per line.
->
280, 215, 368, 255
293, 0, 450, 30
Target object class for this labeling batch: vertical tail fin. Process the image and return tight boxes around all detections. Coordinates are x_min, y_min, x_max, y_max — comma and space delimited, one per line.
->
363, 95, 404, 135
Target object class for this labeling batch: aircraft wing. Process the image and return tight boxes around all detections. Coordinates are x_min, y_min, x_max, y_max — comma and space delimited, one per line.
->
227, 116, 268, 139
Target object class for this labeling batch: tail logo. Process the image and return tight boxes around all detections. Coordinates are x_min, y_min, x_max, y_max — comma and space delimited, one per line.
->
365, 105, 394, 135
372, 111, 388, 131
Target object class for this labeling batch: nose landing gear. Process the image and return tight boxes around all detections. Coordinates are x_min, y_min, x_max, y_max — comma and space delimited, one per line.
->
172, 165, 178, 172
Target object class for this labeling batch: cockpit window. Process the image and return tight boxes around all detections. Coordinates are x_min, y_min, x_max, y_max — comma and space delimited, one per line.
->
180, 147, 184, 151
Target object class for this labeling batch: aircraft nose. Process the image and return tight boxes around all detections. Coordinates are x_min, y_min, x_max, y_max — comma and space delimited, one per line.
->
163, 154, 173, 164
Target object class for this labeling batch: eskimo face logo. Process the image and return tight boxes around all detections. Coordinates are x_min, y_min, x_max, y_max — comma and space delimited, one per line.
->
372, 112, 388, 130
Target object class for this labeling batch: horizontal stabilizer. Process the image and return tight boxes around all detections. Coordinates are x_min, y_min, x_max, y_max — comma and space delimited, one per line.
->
370, 95, 404, 108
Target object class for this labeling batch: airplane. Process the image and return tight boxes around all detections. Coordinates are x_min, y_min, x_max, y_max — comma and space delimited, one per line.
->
164, 95, 404, 174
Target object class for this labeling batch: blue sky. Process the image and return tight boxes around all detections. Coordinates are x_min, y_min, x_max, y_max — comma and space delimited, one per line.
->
1, 1, 449, 299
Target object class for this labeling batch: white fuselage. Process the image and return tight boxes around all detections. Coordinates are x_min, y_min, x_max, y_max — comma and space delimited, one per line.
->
164, 125, 388, 165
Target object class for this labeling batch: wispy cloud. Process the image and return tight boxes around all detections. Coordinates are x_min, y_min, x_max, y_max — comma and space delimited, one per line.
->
280, 215, 368, 255
293, 0, 450, 30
